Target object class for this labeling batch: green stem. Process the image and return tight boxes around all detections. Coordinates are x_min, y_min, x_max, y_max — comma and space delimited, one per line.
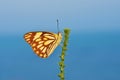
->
58, 28, 71, 80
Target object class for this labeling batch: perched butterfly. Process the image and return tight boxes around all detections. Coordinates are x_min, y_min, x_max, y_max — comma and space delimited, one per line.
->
24, 20, 62, 58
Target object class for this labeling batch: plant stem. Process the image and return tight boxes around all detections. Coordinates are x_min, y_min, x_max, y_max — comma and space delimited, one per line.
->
58, 28, 70, 80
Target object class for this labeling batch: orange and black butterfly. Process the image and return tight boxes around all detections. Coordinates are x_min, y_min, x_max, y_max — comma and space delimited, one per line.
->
24, 20, 62, 58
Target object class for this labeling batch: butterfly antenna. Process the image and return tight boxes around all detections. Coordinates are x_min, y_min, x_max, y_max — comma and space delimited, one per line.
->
57, 19, 60, 33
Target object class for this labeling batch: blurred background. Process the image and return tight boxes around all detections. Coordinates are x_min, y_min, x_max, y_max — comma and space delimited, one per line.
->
0, 0, 120, 80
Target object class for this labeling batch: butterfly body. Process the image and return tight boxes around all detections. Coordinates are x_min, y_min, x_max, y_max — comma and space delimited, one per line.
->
24, 31, 62, 58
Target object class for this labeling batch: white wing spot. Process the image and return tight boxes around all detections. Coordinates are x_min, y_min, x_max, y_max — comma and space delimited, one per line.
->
45, 36, 55, 39
25, 35, 31, 38
39, 54, 43, 57
36, 51, 39, 54
39, 41, 44, 44
43, 54, 47, 58
35, 38, 41, 42
26, 39, 30, 41
37, 44, 43, 48
40, 46, 44, 50
32, 43, 36, 47
43, 38, 48, 40
33, 32, 42, 41
42, 47, 47, 53
33, 48, 36, 51
44, 40, 54, 45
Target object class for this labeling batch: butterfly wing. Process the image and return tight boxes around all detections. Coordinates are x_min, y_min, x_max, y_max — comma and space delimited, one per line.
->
24, 32, 62, 58
24, 32, 37, 45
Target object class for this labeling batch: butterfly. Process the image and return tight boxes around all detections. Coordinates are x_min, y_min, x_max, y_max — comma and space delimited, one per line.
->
24, 31, 62, 58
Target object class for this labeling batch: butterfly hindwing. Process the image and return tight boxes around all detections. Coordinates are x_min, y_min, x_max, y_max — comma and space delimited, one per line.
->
31, 32, 57, 58
24, 31, 62, 58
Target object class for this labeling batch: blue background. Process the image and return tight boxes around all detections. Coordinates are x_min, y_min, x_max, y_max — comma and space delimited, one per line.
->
0, 0, 120, 80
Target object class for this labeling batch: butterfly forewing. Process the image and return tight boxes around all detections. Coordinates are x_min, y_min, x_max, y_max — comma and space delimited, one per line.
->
24, 32, 62, 58
24, 32, 37, 45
